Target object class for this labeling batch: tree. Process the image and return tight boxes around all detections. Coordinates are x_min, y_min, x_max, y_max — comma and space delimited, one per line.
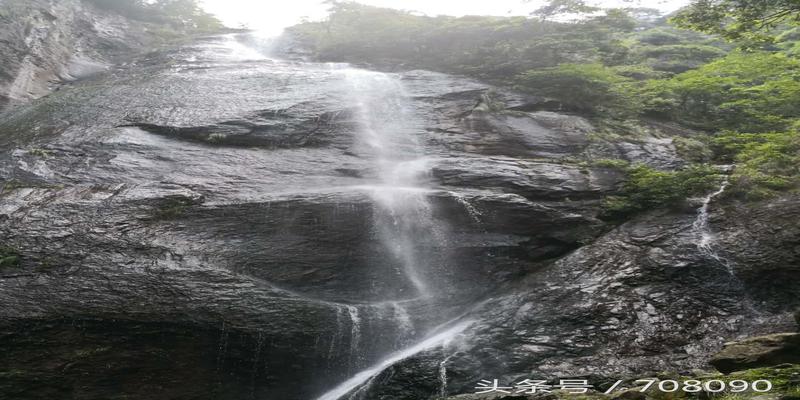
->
672, 0, 800, 45
531, 0, 599, 21
517, 63, 637, 114
643, 51, 800, 131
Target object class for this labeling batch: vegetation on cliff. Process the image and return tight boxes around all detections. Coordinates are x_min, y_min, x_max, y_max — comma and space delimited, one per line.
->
288, 0, 800, 205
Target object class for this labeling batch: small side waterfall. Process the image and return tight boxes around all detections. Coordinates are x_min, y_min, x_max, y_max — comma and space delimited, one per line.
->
438, 351, 455, 398
692, 174, 733, 272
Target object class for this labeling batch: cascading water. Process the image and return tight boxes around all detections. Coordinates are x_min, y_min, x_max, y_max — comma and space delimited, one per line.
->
692, 172, 733, 273
309, 65, 473, 400
338, 68, 440, 298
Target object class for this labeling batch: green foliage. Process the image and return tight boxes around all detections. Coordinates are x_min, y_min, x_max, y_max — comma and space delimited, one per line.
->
637, 28, 683, 45
642, 51, 800, 132
602, 164, 724, 219
713, 130, 800, 199
532, 0, 599, 21
672, 0, 800, 46
288, 3, 641, 81
517, 63, 637, 114
634, 44, 726, 73
591, 158, 630, 169
673, 136, 713, 162
610, 65, 669, 80
289, 1, 799, 204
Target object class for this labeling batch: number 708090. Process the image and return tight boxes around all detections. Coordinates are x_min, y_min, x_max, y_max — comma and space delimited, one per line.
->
633, 379, 772, 393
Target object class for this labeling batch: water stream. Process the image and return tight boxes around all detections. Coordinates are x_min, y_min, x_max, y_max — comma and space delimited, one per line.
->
692, 174, 733, 273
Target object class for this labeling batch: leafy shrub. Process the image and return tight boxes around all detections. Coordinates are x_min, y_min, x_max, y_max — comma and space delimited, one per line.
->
713, 130, 800, 199
673, 136, 713, 162
637, 29, 683, 45
592, 158, 630, 169
602, 164, 724, 219
635, 44, 726, 73
642, 51, 800, 132
517, 63, 637, 114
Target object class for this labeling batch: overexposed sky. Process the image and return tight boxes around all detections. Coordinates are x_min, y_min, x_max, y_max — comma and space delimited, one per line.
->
200, 0, 691, 36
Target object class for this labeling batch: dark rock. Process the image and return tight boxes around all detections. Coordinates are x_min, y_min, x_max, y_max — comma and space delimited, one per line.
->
1, 14, 798, 400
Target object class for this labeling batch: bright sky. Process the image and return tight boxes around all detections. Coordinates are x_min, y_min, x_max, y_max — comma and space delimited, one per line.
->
200, 0, 691, 37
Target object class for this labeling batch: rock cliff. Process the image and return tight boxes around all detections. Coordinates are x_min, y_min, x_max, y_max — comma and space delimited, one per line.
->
0, 3, 798, 399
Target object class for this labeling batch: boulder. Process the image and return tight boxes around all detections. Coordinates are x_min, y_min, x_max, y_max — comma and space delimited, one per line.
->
710, 334, 800, 373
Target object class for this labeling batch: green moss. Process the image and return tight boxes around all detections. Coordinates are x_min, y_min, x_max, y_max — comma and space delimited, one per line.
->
27, 148, 51, 158
710, 364, 800, 388
205, 133, 227, 143
0, 246, 20, 268
151, 196, 201, 220
592, 158, 630, 169
0, 179, 63, 193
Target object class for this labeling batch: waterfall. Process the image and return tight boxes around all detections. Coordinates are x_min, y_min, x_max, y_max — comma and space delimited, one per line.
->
314, 320, 474, 400
692, 175, 733, 273
339, 68, 439, 298
318, 58, 472, 400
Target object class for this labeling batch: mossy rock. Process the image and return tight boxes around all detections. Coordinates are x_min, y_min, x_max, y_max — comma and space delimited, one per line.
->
0, 246, 20, 268
711, 334, 800, 373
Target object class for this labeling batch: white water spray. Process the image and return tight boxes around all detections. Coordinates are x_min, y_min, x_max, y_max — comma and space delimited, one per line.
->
339, 69, 439, 298
314, 320, 474, 400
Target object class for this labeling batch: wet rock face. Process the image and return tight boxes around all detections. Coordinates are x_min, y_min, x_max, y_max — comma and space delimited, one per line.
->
368, 199, 799, 398
0, 0, 161, 110
0, 25, 796, 400
712, 196, 800, 310
0, 31, 627, 399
